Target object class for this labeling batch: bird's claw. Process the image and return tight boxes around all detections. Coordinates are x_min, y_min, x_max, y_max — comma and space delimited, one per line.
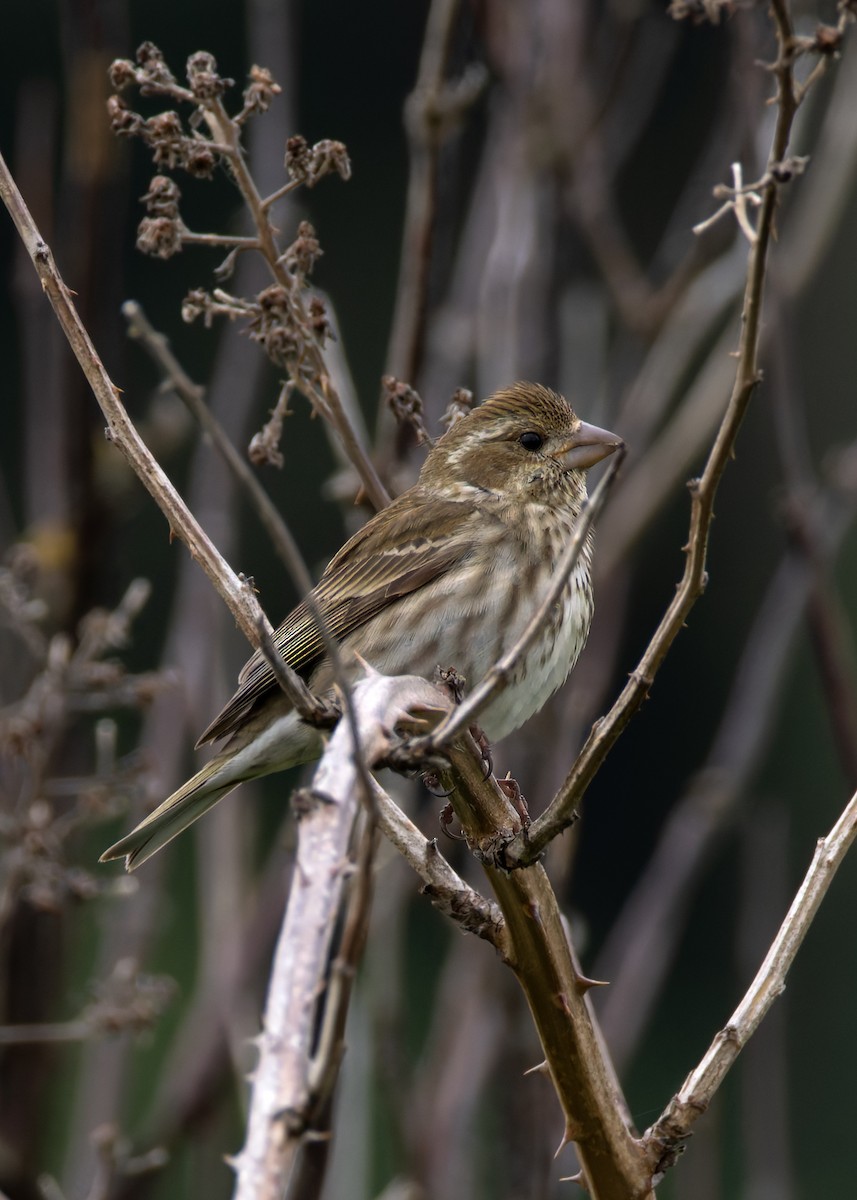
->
439, 801, 464, 840
497, 774, 530, 829
468, 724, 494, 779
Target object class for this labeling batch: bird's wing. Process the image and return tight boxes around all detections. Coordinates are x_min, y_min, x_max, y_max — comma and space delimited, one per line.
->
196, 493, 478, 745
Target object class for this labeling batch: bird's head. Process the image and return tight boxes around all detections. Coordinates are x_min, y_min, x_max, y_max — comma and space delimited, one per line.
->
420, 382, 623, 505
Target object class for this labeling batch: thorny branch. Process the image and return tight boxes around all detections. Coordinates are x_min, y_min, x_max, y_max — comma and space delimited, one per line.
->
501, 3, 841, 868
644, 783, 857, 1176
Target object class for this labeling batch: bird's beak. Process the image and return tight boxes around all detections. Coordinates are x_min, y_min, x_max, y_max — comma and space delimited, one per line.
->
558, 421, 624, 470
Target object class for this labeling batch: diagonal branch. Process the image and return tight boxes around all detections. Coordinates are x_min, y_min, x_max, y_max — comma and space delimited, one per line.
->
643, 781, 857, 1176
503, 9, 807, 868
121, 299, 314, 592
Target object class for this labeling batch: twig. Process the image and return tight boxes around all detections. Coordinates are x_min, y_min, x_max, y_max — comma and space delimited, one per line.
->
0, 152, 271, 652
253, 614, 335, 725
383, 0, 486, 394
121, 300, 314, 593
502, 6, 805, 868
0, 1019, 92, 1045
423, 448, 625, 750
643, 782, 857, 1174
693, 160, 765, 241
180, 231, 261, 249
368, 775, 502, 942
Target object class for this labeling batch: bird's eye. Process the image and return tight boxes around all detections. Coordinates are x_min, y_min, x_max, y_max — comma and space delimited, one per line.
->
519, 431, 543, 451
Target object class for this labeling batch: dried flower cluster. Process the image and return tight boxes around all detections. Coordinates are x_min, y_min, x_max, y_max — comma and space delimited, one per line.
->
284, 134, 352, 188
180, 218, 332, 383
382, 376, 435, 446
106, 42, 356, 472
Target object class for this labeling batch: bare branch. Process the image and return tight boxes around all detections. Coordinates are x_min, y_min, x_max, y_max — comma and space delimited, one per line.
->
503, 8, 811, 867
382, 0, 487, 396
121, 301, 315, 594
644, 782, 857, 1173
232, 672, 451, 1200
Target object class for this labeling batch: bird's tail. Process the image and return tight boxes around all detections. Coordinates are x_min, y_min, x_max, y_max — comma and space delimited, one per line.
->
100, 755, 240, 872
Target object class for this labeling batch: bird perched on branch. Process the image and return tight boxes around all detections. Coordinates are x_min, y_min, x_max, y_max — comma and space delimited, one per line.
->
101, 382, 622, 869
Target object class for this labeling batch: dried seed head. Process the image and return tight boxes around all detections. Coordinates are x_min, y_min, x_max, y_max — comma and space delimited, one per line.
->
243, 65, 282, 116
135, 42, 175, 86
107, 94, 142, 138
141, 175, 181, 217
282, 221, 322, 276
285, 134, 312, 183
186, 51, 233, 99
307, 139, 351, 186
144, 111, 185, 169
184, 142, 217, 179
182, 289, 210, 324
136, 216, 182, 259
308, 296, 332, 342
108, 58, 137, 91
441, 388, 475, 430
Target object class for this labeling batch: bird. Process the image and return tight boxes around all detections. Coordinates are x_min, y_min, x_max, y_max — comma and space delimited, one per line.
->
101, 382, 622, 869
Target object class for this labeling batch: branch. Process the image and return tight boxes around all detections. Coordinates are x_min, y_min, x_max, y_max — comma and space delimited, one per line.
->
383, 0, 487, 392
592, 486, 857, 1071
440, 735, 653, 1200
643, 782, 857, 1176
121, 302, 315, 592
231, 672, 455, 1200
503, 9, 807, 868
369, 775, 503, 942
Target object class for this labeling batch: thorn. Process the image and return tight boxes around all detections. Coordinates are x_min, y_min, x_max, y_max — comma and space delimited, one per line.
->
523, 1059, 550, 1077
574, 973, 610, 994
554, 1120, 579, 1157
559, 1170, 585, 1187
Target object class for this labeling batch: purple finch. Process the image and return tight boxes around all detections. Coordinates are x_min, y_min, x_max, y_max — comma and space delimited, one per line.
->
102, 382, 621, 869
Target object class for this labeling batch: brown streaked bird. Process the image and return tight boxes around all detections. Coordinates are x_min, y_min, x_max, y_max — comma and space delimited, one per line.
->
101, 382, 622, 869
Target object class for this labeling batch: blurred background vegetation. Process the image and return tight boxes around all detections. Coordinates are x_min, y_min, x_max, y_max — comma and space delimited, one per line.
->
2, 1, 857, 1197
